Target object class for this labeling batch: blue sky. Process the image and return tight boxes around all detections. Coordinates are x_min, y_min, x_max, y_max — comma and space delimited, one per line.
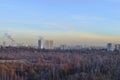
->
0, 0, 120, 46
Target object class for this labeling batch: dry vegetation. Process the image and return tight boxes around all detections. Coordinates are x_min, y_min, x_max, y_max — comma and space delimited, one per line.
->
0, 47, 120, 80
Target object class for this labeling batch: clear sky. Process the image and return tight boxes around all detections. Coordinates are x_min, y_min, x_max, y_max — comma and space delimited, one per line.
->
0, 0, 120, 46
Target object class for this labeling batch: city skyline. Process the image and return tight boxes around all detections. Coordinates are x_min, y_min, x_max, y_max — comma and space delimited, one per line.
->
0, 0, 120, 46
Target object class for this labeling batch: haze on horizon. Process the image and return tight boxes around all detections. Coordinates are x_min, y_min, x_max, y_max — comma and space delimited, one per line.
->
0, 0, 120, 46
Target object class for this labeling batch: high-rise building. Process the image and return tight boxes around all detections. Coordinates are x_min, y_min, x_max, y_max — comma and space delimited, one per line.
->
118, 44, 120, 52
49, 40, 54, 49
2, 41, 6, 47
115, 44, 120, 52
44, 40, 49, 49
38, 39, 41, 49
43, 40, 54, 49
107, 43, 113, 51
38, 39, 44, 49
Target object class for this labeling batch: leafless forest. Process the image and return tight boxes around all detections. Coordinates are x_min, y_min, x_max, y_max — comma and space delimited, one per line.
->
0, 47, 120, 80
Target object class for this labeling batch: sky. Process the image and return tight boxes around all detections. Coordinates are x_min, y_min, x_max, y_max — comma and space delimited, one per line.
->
0, 0, 120, 46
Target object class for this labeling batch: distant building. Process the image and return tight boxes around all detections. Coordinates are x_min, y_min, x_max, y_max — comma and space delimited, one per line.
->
114, 44, 120, 52
74, 45, 82, 50
107, 43, 114, 51
59, 45, 82, 50
38, 39, 44, 49
2, 41, 6, 47
107, 43, 120, 52
118, 44, 120, 52
60, 45, 67, 50
49, 40, 54, 49
43, 40, 54, 49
